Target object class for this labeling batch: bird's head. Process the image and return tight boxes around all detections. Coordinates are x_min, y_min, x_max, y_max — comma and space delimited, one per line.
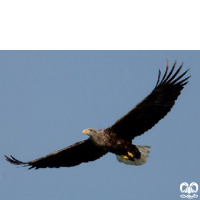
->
82, 128, 97, 136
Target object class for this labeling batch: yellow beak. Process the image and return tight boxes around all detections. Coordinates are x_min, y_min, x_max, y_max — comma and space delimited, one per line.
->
83, 129, 89, 134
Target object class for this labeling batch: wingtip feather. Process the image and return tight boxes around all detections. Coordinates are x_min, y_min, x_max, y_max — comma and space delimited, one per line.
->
5, 155, 28, 166
156, 61, 190, 87
156, 69, 161, 86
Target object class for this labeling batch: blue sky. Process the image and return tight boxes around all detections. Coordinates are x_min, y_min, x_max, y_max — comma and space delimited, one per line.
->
1, 51, 199, 200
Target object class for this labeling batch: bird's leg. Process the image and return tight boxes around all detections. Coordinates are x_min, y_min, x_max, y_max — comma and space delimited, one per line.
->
127, 152, 134, 158
122, 155, 129, 160
121, 152, 134, 160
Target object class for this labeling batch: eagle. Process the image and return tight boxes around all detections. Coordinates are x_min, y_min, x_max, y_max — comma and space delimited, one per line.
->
5, 61, 190, 169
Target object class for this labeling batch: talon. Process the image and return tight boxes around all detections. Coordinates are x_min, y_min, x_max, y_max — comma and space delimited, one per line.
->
128, 152, 134, 158
122, 155, 129, 160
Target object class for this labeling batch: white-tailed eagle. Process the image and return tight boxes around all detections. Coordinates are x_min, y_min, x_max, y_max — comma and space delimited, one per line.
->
5, 61, 190, 169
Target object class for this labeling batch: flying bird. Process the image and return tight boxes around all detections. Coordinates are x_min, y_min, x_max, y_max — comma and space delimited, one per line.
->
5, 61, 190, 169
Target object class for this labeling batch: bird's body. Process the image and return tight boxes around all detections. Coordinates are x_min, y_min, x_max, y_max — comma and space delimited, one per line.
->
5, 61, 190, 169
86, 128, 141, 159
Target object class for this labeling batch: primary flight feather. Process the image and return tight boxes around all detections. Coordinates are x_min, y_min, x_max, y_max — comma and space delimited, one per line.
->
5, 61, 190, 169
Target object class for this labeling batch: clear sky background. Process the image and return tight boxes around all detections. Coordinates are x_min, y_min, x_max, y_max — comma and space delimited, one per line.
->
1, 51, 199, 200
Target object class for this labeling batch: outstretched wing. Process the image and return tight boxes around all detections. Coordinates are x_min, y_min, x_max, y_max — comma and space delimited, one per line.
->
110, 61, 190, 141
5, 139, 107, 169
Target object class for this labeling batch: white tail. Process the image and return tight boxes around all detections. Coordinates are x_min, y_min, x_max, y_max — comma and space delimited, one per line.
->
116, 145, 151, 166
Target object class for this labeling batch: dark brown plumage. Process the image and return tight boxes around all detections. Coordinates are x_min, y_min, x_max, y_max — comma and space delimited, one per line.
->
110, 61, 190, 141
5, 140, 107, 169
5, 61, 190, 169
